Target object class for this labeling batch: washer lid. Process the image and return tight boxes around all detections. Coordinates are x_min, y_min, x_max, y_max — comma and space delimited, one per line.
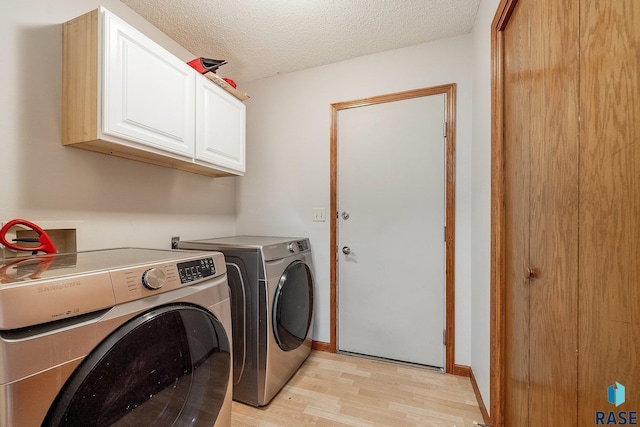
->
178, 235, 301, 248
177, 236, 310, 261
0, 248, 214, 284
0, 248, 222, 330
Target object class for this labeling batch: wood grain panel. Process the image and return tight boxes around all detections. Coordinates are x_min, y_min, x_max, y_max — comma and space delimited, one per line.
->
502, 1, 531, 424
62, 9, 99, 145
578, 0, 640, 422
528, 0, 580, 425
495, 0, 580, 424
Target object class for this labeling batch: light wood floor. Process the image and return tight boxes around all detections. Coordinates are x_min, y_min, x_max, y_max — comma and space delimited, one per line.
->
231, 351, 483, 426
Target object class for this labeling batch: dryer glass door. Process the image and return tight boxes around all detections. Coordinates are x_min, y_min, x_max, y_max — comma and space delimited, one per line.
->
272, 260, 314, 351
43, 304, 230, 427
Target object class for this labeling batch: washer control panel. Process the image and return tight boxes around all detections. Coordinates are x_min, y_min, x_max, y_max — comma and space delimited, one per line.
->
141, 268, 166, 290
0, 249, 226, 330
177, 257, 216, 284
110, 253, 224, 304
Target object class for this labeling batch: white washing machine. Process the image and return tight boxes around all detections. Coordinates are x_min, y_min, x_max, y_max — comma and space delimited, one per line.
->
177, 236, 314, 407
0, 248, 232, 427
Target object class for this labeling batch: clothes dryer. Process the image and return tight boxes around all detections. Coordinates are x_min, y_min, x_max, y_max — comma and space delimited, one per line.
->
177, 236, 314, 406
0, 248, 232, 427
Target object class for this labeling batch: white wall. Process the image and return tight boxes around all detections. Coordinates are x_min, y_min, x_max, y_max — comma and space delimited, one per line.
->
470, 0, 501, 413
1, 0, 237, 258
237, 35, 475, 365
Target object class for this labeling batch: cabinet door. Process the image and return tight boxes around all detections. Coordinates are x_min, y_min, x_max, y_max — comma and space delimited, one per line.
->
101, 9, 195, 157
195, 78, 246, 174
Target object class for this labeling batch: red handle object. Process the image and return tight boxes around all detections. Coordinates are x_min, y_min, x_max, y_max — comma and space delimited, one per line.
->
0, 219, 57, 254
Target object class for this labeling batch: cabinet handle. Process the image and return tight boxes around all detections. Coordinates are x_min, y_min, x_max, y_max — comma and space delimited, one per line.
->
527, 267, 536, 279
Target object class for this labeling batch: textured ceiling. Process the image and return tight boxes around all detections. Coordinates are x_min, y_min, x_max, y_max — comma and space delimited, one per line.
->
120, 0, 481, 83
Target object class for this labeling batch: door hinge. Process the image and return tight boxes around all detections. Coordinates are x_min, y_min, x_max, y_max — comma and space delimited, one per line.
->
443, 329, 447, 346
443, 121, 447, 138
444, 226, 447, 241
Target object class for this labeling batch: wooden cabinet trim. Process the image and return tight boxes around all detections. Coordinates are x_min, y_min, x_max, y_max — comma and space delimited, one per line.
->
62, 9, 99, 145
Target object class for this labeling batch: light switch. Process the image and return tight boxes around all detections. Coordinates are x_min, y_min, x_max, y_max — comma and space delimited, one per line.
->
313, 208, 326, 222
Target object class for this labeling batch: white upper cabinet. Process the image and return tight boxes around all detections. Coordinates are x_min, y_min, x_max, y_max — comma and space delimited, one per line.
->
195, 77, 246, 174
62, 7, 246, 177
102, 10, 195, 157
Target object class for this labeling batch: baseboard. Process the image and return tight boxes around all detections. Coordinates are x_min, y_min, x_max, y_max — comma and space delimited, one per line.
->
311, 340, 332, 352
455, 364, 491, 425
453, 363, 471, 377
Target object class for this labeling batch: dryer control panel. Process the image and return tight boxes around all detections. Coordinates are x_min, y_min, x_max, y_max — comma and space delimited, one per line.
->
263, 238, 311, 260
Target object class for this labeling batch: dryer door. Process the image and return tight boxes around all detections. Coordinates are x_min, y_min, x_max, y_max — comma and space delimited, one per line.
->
43, 304, 230, 427
272, 260, 314, 351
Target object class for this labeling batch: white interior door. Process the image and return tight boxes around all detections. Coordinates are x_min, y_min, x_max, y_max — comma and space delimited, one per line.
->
337, 94, 446, 368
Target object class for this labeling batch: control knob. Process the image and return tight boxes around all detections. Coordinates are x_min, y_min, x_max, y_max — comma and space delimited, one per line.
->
288, 242, 295, 253
142, 268, 166, 290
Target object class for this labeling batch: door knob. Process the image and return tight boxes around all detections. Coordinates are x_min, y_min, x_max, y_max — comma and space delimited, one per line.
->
341, 211, 350, 220
342, 246, 351, 255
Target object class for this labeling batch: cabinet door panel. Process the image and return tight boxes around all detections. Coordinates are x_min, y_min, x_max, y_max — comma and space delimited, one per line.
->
102, 11, 195, 157
195, 80, 246, 173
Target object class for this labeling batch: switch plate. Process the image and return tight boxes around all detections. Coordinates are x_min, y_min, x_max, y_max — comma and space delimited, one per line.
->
313, 208, 326, 222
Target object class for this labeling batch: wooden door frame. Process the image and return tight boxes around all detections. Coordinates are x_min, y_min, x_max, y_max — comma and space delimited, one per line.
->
491, 1, 518, 426
329, 83, 457, 374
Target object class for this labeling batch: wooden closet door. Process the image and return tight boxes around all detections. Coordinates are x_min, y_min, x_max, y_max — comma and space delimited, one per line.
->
503, 0, 580, 424
503, 0, 531, 424
528, 0, 580, 425
578, 0, 640, 422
